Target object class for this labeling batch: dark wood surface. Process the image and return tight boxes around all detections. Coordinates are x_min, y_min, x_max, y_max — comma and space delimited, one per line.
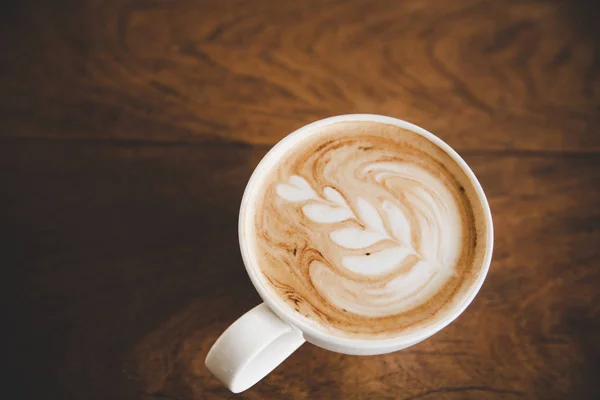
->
2, 0, 599, 399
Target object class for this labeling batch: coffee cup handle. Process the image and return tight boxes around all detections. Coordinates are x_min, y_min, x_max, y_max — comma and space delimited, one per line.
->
205, 303, 305, 393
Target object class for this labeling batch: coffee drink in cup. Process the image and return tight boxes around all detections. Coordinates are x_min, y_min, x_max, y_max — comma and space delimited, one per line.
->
241, 120, 488, 339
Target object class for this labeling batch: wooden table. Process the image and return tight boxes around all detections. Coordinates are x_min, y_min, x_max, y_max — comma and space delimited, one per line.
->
2, 0, 599, 398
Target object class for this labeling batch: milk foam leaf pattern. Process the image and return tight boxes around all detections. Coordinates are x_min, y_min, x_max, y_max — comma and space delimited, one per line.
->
265, 122, 471, 320
276, 174, 417, 274
333, 196, 416, 275
382, 200, 412, 247
302, 185, 355, 223
328, 195, 419, 273
355, 197, 390, 238
275, 175, 317, 202
362, 162, 461, 269
323, 186, 348, 207
302, 203, 354, 223
330, 228, 385, 249
342, 247, 416, 275
275, 165, 460, 277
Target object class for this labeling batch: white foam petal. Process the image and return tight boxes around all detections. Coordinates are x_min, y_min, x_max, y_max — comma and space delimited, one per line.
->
276, 184, 316, 202
382, 200, 412, 247
330, 228, 385, 249
341, 246, 414, 275
367, 162, 463, 267
323, 186, 348, 208
302, 204, 353, 223
356, 197, 387, 236
289, 175, 314, 191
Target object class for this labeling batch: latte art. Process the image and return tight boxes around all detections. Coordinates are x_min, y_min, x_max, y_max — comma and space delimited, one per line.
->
246, 121, 487, 338
277, 162, 461, 317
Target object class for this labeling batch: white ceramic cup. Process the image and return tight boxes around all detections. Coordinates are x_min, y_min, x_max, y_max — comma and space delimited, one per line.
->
205, 114, 494, 393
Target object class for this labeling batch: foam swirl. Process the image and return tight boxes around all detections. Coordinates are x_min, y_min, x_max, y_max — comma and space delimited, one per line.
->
249, 121, 486, 338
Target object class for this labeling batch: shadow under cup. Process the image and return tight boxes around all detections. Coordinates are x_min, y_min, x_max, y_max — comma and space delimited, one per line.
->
238, 114, 494, 355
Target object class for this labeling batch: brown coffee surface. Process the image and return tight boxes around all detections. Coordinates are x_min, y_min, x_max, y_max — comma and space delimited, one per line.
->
244, 121, 488, 339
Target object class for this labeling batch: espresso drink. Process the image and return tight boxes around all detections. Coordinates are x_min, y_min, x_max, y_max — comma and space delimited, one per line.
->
243, 121, 488, 339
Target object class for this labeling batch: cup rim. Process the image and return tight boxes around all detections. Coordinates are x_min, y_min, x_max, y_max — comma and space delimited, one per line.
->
238, 114, 494, 350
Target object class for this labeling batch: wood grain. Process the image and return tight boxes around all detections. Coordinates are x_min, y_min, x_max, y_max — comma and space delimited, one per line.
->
1, 0, 599, 150
1, 0, 599, 399
3, 141, 599, 399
